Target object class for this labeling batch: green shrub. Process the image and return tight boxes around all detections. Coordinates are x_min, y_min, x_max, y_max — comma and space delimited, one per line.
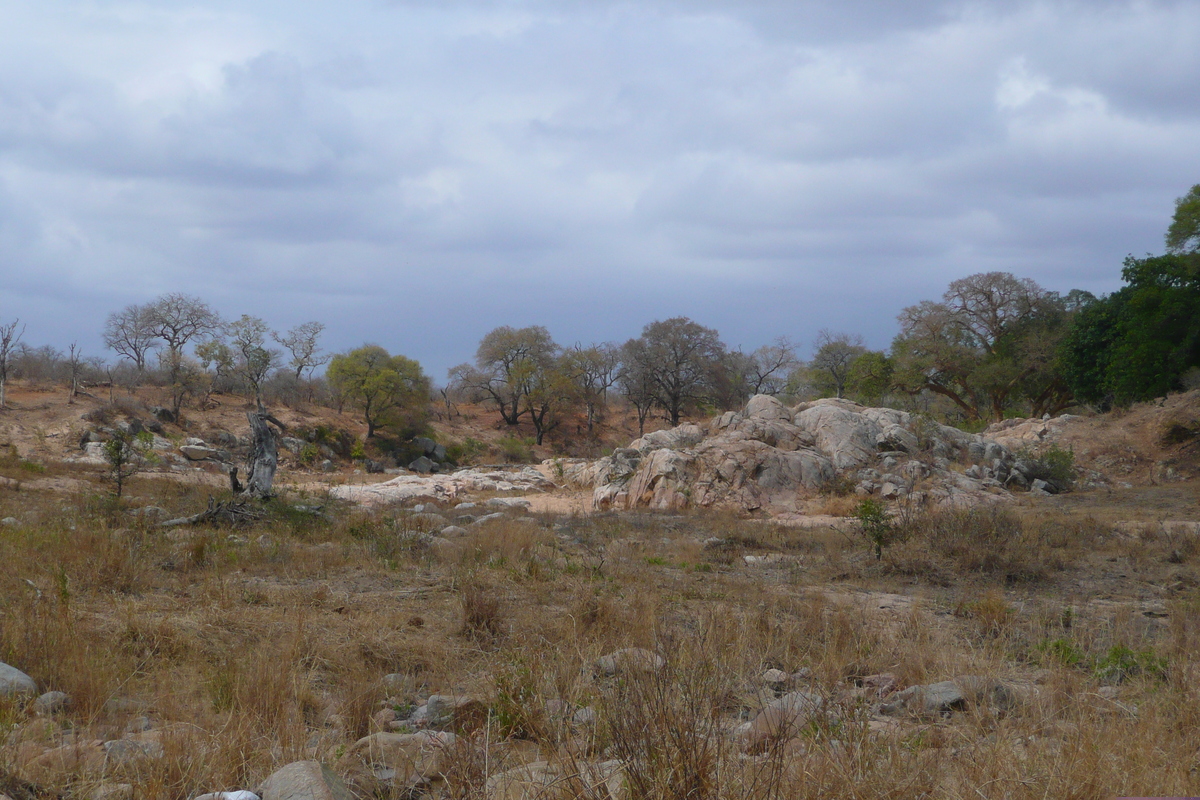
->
854, 498, 894, 560
1017, 444, 1076, 491
1094, 645, 1167, 683
497, 436, 536, 464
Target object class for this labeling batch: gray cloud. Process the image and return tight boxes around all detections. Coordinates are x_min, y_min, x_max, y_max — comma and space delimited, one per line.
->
0, 0, 1197, 376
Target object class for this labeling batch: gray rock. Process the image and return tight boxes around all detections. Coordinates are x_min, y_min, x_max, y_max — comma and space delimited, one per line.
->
594, 648, 664, 677
743, 690, 826, 752
180, 445, 218, 461
33, 690, 71, 715
0, 661, 37, 697
150, 406, 175, 423
103, 738, 164, 764
439, 525, 468, 537
365, 460, 385, 474
1, 517, 17, 527
259, 761, 353, 800
1030, 478, 1055, 495
880, 681, 967, 717
320, 460, 335, 472
470, 512, 507, 526
408, 456, 435, 474
486, 497, 531, 510
454, 502, 477, 510
279, 437, 305, 454
193, 792, 261, 800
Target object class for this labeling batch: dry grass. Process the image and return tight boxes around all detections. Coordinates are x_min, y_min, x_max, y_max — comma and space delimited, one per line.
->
0, 478, 1198, 799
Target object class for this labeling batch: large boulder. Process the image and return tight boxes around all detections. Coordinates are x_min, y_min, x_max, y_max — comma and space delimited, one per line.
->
583, 396, 1014, 513
259, 761, 353, 800
742, 690, 825, 753
0, 662, 37, 697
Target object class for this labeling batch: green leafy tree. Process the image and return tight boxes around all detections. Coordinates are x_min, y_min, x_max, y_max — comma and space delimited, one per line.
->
845, 351, 894, 406
1062, 254, 1200, 405
1166, 184, 1200, 254
103, 428, 155, 497
891, 272, 1078, 422
328, 345, 430, 438
623, 317, 727, 427
448, 326, 559, 427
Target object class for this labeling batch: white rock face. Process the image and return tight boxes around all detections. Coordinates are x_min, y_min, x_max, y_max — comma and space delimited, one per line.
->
329, 467, 554, 506
561, 396, 1016, 513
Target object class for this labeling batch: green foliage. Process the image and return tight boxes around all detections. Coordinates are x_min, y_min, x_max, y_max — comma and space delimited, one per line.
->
497, 435, 536, 463
1062, 254, 1200, 405
1035, 637, 1084, 667
1166, 183, 1200, 254
854, 498, 893, 560
297, 443, 320, 467
349, 440, 366, 461
1016, 444, 1076, 491
492, 658, 540, 739
101, 428, 155, 497
1094, 645, 1168, 683
328, 345, 430, 438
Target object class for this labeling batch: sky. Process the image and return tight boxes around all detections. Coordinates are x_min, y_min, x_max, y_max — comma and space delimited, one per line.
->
2, 0, 1199, 380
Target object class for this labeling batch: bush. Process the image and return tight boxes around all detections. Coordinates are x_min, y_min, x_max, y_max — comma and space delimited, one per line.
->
854, 498, 895, 560
496, 436, 536, 464
1016, 444, 1076, 491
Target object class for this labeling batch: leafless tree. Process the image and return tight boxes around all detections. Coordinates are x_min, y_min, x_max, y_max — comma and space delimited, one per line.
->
229, 315, 281, 411
67, 342, 83, 402
103, 303, 158, 371
450, 326, 560, 426
144, 293, 222, 415
811, 330, 866, 399
562, 342, 619, 435
744, 337, 801, 396
274, 321, 329, 380
0, 319, 26, 409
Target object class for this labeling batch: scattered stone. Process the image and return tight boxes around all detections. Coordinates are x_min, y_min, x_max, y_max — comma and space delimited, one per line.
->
455, 502, 477, 510
486, 497, 531, 510
859, 673, 897, 698
742, 690, 825, 753
880, 681, 964, 717
342, 731, 455, 786
194, 792, 260, 800
0, 662, 37, 697
425, 695, 486, 732
32, 691, 70, 715
594, 648, 664, 677
180, 445, 218, 461
761, 669, 790, 690
408, 457, 436, 474
471, 513, 507, 526
1, 517, 18, 527
439, 525, 468, 537
320, 460, 335, 472
90, 783, 134, 800
103, 738, 164, 764
259, 761, 353, 800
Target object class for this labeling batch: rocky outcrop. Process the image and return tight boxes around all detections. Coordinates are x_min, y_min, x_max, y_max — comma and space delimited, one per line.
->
330, 467, 554, 506
558, 396, 1022, 513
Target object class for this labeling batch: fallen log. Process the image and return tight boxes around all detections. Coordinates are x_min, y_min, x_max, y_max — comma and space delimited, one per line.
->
158, 496, 264, 528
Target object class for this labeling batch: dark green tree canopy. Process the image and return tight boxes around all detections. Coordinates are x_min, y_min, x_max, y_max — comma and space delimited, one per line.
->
1166, 184, 1200, 254
328, 345, 430, 438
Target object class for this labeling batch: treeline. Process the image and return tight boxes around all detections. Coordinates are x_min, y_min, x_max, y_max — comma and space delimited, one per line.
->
0, 187, 1197, 449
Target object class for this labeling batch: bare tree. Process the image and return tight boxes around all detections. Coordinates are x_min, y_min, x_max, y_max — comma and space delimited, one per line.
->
450, 326, 559, 426
562, 343, 619, 435
617, 340, 657, 435
229, 315, 281, 411
744, 337, 801, 396
103, 303, 157, 371
811, 330, 866, 399
0, 319, 26, 409
274, 321, 329, 380
145, 293, 222, 415
67, 342, 83, 402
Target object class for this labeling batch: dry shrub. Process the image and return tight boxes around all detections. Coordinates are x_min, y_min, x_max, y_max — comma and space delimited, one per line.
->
460, 583, 504, 641
889, 507, 1099, 583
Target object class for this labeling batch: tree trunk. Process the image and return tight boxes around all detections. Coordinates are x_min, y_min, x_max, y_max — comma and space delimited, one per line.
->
244, 409, 280, 498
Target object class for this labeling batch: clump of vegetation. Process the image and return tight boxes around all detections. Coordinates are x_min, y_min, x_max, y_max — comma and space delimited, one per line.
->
1017, 443, 1077, 491
496, 435, 536, 464
854, 497, 895, 560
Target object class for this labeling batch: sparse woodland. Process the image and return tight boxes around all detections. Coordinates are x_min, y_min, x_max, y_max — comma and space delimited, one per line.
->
0, 193, 1196, 800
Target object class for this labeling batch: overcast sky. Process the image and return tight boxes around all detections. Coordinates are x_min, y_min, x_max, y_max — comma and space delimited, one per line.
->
2, 0, 1198, 378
